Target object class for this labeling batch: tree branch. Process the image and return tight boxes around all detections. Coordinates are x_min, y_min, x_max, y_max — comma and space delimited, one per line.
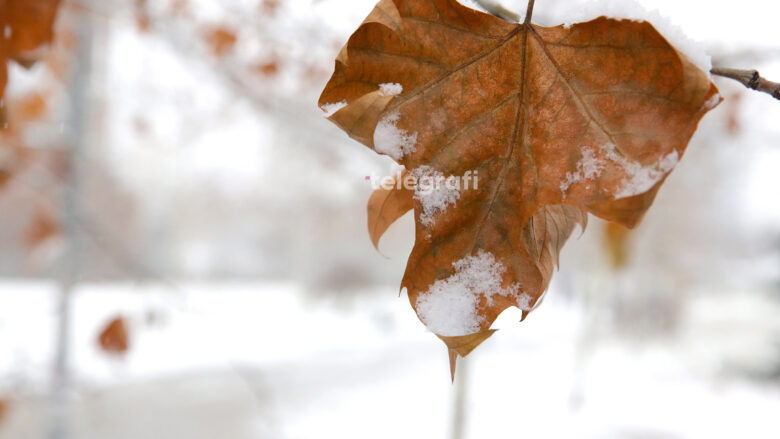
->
711, 67, 780, 101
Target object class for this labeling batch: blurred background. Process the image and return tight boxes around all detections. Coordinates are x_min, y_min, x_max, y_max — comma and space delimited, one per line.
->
0, 0, 778, 438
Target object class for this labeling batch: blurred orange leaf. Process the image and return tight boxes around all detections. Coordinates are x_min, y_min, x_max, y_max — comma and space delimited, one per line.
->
603, 221, 631, 269
320, 0, 720, 363
134, 0, 150, 32
254, 58, 279, 77
26, 206, 58, 249
14, 92, 48, 122
204, 26, 237, 57
260, 0, 279, 17
0, 399, 7, 425
98, 316, 129, 355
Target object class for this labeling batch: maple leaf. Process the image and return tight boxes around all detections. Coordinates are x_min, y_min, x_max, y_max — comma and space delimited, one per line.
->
320, 0, 719, 364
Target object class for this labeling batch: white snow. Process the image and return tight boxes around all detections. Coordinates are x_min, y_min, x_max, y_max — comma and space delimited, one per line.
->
3, 281, 780, 438
411, 166, 461, 226
415, 250, 522, 336
516, 292, 532, 310
702, 93, 722, 111
603, 144, 679, 198
561, 144, 680, 199
526, 0, 712, 73
373, 112, 418, 161
378, 82, 403, 96
320, 100, 347, 117
561, 147, 605, 193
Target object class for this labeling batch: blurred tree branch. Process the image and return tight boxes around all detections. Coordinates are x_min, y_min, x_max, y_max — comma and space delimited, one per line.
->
470, 0, 520, 22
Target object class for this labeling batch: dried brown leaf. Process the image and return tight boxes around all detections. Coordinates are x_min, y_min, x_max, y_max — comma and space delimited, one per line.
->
321, 0, 719, 356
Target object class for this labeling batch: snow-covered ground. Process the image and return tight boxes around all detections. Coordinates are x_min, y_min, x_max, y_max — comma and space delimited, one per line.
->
0, 281, 778, 439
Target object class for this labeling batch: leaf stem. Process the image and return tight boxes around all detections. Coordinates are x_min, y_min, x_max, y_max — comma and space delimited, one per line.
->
711, 67, 780, 101
524, 0, 536, 25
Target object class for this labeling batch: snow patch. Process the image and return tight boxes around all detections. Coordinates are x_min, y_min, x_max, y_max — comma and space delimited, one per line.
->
534, 0, 712, 73
415, 250, 522, 336
320, 101, 347, 117
563, 143, 681, 199
702, 94, 722, 111
411, 166, 461, 226
379, 82, 403, 96
516, 292, 532, 311
603, 144, 680, 199
561, 147, 605, 193
373, 112, 417, 161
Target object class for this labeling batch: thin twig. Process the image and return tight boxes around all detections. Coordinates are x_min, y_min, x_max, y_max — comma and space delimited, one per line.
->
711, 67, 780, 101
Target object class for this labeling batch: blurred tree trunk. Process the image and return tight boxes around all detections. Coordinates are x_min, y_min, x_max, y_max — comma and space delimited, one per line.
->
49, 2, 95, 438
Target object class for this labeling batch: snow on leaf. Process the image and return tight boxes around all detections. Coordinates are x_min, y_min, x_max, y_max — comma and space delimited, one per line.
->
379, 82, 403, 96
320, 100, 347, 117
411, 166, 461, 226
320, 0, 719, 361
415, 250, 520, 336
602, 144, 680, 199
560, 147, 605, 193
373, 112, 417, 160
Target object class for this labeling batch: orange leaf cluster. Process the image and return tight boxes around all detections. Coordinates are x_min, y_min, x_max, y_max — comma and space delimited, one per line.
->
320, 0, 719, 366
0, 0, 61, 100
